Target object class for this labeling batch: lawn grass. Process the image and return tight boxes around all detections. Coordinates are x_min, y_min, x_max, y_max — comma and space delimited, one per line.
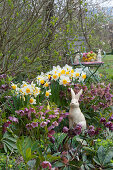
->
99, 55, 113, 76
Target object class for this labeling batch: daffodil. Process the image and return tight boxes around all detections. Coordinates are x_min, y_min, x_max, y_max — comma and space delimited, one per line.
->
73, 70, 80, 79
52, 74, 59, 81
59, 76, 70, 86
79, 72, 87, 81
48, 74, 51, 80
22, 85, 33, 95
33, 87, 40, 97
71, 69, 74, 73
31, 81, 36, 88
29, 97, 36, 104
36, 73, 46, 85
44, 81, 50, 88
21, 81, 28, 88
61, 69, 65, 74
45, 89, 51, 97
53, 65, 61, 73
11, 83, 17, 90
82, 74, 86, 79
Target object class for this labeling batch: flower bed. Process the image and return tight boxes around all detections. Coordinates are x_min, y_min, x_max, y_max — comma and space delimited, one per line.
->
0, 63, 113, 169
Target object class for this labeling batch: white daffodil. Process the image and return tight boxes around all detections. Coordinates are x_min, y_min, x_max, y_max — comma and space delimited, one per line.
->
45, 89, 51, 98
21, 85, 33, 95
29, 97, 36, 104
46, 71, 52, 80
63, 64, 72, 72
44, 81, 50, 88
21, 81, 28, 88
11, 83, 17, 90
37, 75, 45, 85
31, 81, 36, 88
59, 75, 70, 86
33, 87, 40, 97
81, 71, 87, 80
51, 70, 59, 81
73, 70, 81, 79
53, 65, 61, 73
61, 69, 65, 75
78, 71, 86, 82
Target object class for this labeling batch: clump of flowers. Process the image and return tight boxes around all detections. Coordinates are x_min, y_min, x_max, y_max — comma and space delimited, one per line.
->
10, 64, 87, 106
8, 103, 69, 139
81, 51, 97, 62
73, 83, 113, 116
63, 124, 82, 138
100, 116, 113, 131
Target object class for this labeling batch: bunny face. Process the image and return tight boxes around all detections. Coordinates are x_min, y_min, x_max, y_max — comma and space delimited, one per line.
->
70, 98, 79, 108
70, 88, 83, 108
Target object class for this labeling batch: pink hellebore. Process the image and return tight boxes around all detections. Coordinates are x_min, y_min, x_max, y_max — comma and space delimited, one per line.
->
63, 126, 69, 133
40, 121, 47, 127
41, 161, 52, 169
52, 121, 58, 127
3, 121, 11, 133
48, 125, 55, 131
26, 123, 32, 130
48, 130, 55, 138
29, 107, 36, 113
8, 116, 18, 123
58, 116, 63, 123
31, 122, 38, 128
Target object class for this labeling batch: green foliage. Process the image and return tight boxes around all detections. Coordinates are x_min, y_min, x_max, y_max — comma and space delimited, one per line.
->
5, 94, 30, 114
0, 153, 26, 170
1, 130, 17, 153
93, 146, 113, 169
16, 137, 37, 164
96, 138, 113, 150
49, 133, 67, 152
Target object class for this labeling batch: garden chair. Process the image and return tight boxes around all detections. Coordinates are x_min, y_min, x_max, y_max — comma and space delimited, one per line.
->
70, 51, 105, 82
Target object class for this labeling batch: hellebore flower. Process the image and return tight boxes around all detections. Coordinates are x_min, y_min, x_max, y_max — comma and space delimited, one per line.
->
15, 110, 25, 116
24, 108, 29, 113
63, 126, 69, 133
58, 116, 63, 123
48, 130, 55, 138
97, 88, 104, 98
52, 121, 58, 127
41, 161, 52, 169
8, 116, 18, 123
2, 121, 11, 133
31, 122, 38, 128
88, 125, 95, 136
100, 117, 106, 123
105, 121, 113, 128
95, 128, 101, 135
26, 123, 32, 130
48, 125, 55, 131
74, 124, 82, 135
105, 93, 112, 101
109, 114, 113, 121
40, 121, 47, 127
109, 125, 113, 131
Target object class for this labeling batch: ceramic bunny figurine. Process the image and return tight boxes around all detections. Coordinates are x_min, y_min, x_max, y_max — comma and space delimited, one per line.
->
69, 88, 86, 130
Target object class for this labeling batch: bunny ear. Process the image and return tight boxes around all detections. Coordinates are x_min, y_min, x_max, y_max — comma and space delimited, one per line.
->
71, 88, 76, 99
75, 89, 83, 100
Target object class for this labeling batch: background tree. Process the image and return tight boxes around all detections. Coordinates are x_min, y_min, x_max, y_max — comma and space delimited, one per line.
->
0, 0, 112, 80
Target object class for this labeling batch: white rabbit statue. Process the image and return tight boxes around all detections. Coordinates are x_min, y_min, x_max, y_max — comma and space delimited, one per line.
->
69, 88, 86, 130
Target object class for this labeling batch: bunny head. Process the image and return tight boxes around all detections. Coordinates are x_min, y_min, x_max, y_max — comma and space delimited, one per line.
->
70, 88, 83, 108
